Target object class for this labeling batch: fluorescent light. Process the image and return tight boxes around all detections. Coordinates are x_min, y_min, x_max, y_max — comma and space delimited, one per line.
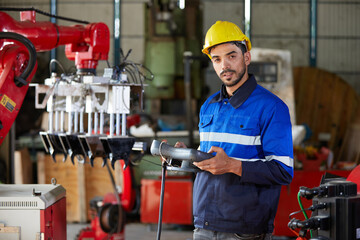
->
179, 0, 185, 9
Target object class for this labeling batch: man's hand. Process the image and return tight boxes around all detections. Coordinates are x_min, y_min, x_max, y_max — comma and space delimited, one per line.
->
193, 146, 242, 176
175, 141, 187, 148
160, 141, 187, 163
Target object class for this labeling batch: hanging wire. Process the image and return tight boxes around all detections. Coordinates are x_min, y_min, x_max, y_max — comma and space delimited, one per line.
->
49, 59, 66, 74
112, 48, 154, 85
0, 7, 90, 24
110, 48, 154, 112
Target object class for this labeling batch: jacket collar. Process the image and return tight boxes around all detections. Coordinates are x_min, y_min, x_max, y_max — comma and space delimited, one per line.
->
209, 74, 257, 109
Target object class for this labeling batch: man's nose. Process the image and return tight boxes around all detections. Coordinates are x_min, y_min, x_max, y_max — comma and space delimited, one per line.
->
221, 59, 230, 70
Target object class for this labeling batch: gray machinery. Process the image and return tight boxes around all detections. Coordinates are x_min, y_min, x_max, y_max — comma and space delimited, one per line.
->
288, 177, 360, 240
32, 64, 149, 169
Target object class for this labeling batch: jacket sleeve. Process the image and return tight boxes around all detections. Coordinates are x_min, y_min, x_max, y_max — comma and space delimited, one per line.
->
241, 160, 293, 185
240, 101, 294, 186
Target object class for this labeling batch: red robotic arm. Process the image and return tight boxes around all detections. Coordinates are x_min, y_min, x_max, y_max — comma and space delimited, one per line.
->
0, 10, 110, 145
0, 11, 109, 70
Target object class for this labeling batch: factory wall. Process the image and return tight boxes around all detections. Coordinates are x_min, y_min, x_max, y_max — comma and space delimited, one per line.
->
202, 0, 360, 96
317, 1, 360, 93
251, 0, 309, 67
1, 0, 358, 95
252, 0, 360, 95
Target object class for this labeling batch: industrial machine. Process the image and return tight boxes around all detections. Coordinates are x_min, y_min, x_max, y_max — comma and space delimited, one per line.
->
0, 9, 109, 145
0, 9, 150, 240
288, 177, 360, 240
0, 183, 66, 240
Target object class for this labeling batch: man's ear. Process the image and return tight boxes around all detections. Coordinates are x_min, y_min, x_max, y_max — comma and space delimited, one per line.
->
244, 52, 251, 65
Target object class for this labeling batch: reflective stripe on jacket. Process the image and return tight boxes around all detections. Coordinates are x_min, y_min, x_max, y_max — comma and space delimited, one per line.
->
194, 75, 293, 234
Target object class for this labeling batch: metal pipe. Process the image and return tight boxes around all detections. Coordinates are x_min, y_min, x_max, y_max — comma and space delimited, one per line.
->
88, 112, 92, 135
114, 0, 121, 65
109, 113, 114, 136
121, 113, 126, 136
100, 112, 104, 134
94, 112, 98, 135
244, 0, 252, 39
80, 112, 84, 133
68, 112, 72, 134
60, 111, 64, 132
183, 52, 193, 147
74, 111, 78, 133
116, 113, 120, 135
54, 111, 59, 132
50, 0, 57, 72
49, 111, 53, 133
310, 0, 317, 66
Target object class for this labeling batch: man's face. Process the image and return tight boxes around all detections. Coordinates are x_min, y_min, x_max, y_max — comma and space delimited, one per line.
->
210, 43, 251, 90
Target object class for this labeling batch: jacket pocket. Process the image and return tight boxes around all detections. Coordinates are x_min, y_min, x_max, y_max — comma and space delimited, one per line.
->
230, 116, 260, 135
199, 114, 213, 129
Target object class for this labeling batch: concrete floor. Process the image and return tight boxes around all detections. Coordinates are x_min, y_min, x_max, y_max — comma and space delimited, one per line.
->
67, 222, 193, 240
67, 223, 295, 240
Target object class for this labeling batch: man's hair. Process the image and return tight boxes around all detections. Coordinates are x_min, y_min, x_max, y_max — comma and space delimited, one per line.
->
208, 41, 247, 56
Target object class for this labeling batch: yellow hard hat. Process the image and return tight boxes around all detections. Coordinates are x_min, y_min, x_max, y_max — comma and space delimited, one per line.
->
202, 21, 251, 59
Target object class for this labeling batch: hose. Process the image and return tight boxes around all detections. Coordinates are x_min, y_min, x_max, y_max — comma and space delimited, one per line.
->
297, 191, 313, 238
0, 32, 37, 87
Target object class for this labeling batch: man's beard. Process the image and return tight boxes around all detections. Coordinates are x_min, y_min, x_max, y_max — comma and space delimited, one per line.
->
220, 66, 246, 88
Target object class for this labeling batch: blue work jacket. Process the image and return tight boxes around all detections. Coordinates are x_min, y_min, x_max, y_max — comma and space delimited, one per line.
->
194, 75, 293, 234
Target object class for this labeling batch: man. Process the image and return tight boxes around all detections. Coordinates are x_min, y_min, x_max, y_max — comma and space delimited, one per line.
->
176, 21, 294, 240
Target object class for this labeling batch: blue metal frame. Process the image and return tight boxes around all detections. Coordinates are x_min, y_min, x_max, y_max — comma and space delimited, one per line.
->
114, 0, 121, 66
50, 0, 57, 72
244, 0, 252, 40
309, 0, 317, 67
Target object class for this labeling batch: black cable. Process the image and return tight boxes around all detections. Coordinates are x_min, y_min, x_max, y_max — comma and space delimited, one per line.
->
125, 65, 139, 84
0, 32, 37, 87
123, 49, 132, 62
140, 158, 162, 167
0, 7, 90, 24
105, 161, 122, 236
156, 161, 167, 240
289, 203, 328, 219
289, 208, 313, 220
124, 66, 137, 83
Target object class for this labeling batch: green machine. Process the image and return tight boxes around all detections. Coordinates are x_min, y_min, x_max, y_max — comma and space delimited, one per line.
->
144, 0, 204, 100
